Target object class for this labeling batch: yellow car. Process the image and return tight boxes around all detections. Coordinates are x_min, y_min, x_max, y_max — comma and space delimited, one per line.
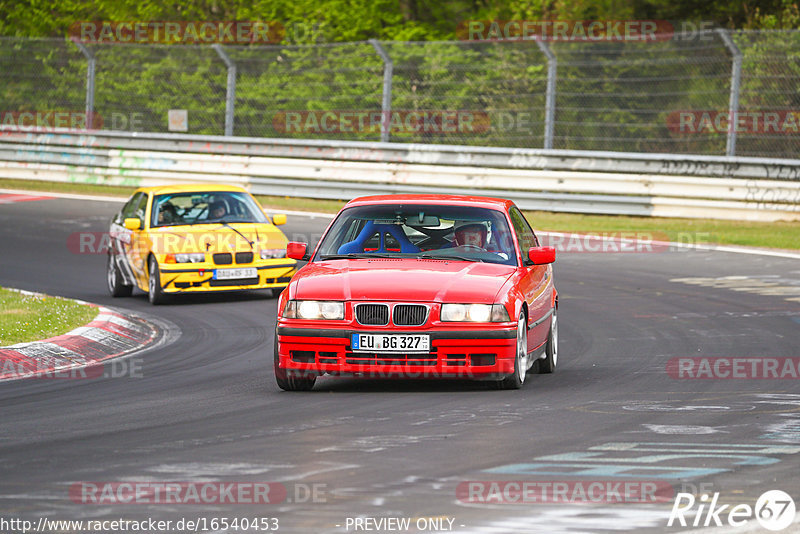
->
107, 184, 297, 304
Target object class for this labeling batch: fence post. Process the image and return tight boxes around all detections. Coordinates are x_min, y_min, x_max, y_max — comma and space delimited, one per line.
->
213, 44, 236, 136
72, 41, 96, 128
369, 39, 393, 143
716, 29, 742, 157
533, 38, 557, 150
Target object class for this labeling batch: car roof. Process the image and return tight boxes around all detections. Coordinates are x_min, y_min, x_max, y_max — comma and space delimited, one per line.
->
343, 194, 515, 210
133, 183, 250, 195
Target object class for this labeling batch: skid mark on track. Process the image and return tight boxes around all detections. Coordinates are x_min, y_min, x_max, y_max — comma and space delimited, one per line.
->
642, 425, 728, 435
146, 462, 292, 477
671, 275, 800, 303
126, 415, 384, 453
406, 406, 528, 427
572, 393, 800, 415
317, 434, 449, 453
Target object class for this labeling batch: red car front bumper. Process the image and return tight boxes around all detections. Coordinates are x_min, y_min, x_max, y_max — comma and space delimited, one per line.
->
276, 325, 518, 379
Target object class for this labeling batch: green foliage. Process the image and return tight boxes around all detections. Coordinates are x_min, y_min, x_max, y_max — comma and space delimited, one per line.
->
2, 0, 799, 40
2, 1, 799, 155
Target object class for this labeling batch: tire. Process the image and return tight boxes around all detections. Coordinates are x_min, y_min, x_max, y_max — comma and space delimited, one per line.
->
107, 252, 133, 298
536, 307, 558, 374
274, 334, 316, 391
147, 256, 168, 305
494, 312, 528, 390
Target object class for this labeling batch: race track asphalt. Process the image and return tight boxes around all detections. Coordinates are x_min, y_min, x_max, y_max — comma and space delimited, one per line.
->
1, 196, 799, 533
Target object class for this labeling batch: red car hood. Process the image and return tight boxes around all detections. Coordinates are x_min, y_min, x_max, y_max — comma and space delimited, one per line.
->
293, 259, 516, 303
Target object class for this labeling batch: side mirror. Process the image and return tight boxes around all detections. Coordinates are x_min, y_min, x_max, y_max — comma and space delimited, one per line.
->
123, 218, 141, 231
528, 246, 555, 265
286, 242, 308, 260
272, 213, 287, 226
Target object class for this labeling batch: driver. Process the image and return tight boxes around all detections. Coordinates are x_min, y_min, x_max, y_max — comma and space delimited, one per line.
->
209, 200, 227, 219
158, 202, 178, 224
453, 222, 488, 249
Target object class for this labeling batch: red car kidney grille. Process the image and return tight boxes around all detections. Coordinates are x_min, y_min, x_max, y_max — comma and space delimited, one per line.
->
393, 304, 428, 326
355, 304, 389, 325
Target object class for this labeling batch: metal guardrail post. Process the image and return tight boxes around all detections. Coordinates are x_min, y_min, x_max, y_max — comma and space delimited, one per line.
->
716, 29, 742, 157
213, 44, 236, 137
72, 41, 96, 127
533, 38, 557, 150
369, 39, 393, 143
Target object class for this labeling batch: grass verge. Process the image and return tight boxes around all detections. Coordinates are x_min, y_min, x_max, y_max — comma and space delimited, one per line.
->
0, 178, 136, 197
256, 194, 349, 214
0, 181, 797, 251
522, 211, 800, 251
0, 287, 99, 346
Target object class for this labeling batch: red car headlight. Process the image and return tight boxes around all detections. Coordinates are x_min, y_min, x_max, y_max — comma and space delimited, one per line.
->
441, 303, 510, 322
284, 300, 344, 320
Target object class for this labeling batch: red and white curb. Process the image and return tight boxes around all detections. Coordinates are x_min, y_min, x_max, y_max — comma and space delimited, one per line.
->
0, 192, 52, 204
0, 303, 159, 381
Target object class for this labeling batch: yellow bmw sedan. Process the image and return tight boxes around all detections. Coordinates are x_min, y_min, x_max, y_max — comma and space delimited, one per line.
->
107, 184, 297, 304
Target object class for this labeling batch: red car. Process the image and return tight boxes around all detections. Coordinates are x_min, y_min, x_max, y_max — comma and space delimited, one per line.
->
274, 195, 557, 391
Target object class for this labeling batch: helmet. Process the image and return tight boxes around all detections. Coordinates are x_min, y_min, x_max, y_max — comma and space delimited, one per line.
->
209, 200, 227, 216
454, 221, 488, 248
158, 202, 177, 223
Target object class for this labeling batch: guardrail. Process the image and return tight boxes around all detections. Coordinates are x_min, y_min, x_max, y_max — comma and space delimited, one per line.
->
1, 128, 799, 221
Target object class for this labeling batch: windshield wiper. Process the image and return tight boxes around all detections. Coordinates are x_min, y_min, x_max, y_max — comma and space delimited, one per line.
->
216, 220, 254, 248
320, 252, 401, 260
417, 253, 483, 262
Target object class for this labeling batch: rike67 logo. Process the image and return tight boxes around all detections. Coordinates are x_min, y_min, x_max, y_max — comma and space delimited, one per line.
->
668, 490, 796, 531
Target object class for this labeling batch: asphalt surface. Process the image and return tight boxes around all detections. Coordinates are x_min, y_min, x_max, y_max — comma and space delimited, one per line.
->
1, 195, 799, 534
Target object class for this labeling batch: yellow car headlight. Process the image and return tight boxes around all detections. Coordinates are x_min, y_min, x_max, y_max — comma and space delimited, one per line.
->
174, 253, 206, 263
261, 249, 287, 259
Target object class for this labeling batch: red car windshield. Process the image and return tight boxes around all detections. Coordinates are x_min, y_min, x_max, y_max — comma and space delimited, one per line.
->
315, 204, 518, 265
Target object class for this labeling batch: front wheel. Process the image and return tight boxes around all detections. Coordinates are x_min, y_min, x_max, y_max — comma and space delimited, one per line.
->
107, 252, 132, 297
494, 312, 528, 390
148, 256, 168, 305
274, 335, 316, 391
536, 307, 558, 374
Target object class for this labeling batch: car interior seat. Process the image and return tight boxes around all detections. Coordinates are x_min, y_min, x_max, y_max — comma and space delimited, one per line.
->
337, 221, 421, 254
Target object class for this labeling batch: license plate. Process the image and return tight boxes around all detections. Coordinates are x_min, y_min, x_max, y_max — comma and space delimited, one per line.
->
213, 267, 257, 280
351, 333, 430, 353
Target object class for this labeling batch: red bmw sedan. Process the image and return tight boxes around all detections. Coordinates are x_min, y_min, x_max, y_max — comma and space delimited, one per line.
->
274, 195, 557, 391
